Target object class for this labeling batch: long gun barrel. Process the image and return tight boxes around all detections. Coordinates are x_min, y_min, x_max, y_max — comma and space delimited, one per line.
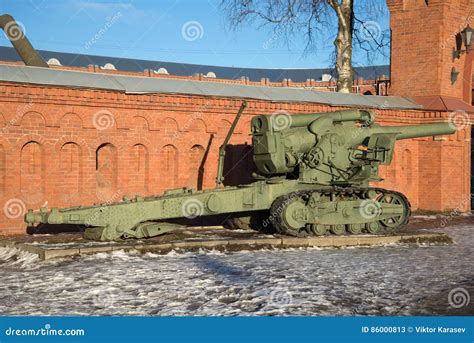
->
0, 14, 48, 68
369, 122, 456, 140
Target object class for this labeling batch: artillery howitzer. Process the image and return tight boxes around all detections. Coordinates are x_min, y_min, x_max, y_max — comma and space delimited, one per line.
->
25, 102, 456, 241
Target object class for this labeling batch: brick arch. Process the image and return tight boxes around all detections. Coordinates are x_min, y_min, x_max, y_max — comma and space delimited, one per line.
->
15, 134, 49, 151
161, 117, 180, 132
59, 112, 83, 129
55, 135, 94, 170
131, 116, 150, 131
59, 142, 82, 204
96, 143, 118, 201
188, 118, 207, 132
217, 119, 232, 136
159, 144, 179, 189
188, 144, 205, 190
88, 137, 125, 155
129, 143, 149, 195
217, 119, 243, 146
20, 141, 45, 205
20, 111, 46, 128
127, 137, 153, 150
133, 112, 156, 130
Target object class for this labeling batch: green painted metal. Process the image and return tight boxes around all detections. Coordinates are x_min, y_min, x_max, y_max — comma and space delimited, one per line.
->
216, 100, 247, 188
25, 107, 456, 241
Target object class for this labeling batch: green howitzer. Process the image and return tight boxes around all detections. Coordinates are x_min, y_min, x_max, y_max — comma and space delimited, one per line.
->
25, 105, 456, 240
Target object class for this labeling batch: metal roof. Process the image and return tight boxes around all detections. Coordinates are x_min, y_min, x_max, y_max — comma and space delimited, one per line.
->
0, 64, 422, 110
0, 46, 390, 82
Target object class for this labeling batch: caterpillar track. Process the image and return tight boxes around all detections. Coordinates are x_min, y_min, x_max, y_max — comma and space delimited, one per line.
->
226, 188, 411, 237
269, 188, 411, 237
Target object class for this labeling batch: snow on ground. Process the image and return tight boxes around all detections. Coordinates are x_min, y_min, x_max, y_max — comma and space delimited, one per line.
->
0, 225, 472, 316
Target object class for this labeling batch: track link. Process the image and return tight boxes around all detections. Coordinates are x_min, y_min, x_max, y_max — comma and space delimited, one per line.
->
269, 187, 411, 237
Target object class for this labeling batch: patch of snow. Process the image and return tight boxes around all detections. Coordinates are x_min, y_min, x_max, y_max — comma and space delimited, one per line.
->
0, 226, 472, 316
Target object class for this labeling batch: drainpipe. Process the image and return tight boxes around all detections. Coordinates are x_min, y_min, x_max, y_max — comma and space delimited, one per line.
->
0, 14, 48, 68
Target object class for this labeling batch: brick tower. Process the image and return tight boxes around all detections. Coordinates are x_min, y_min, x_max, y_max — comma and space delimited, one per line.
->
387, 0, 474, 110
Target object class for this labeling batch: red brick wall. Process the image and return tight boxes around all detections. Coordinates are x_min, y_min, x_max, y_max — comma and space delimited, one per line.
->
0, 81, 470, 235
387, 0, 474, 102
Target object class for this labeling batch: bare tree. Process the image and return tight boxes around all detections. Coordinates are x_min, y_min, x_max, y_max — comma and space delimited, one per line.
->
221, 0, 389, 93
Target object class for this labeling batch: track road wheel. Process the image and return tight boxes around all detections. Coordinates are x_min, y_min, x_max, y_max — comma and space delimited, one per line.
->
311, 224, 328, 236
347, 223, 363, 235
330, 224, 346, 235
270, 194, 308, 237
365, 221, 380, 234
378, 191, 411, 230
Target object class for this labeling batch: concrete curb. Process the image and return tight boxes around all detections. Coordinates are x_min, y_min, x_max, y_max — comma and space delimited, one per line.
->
0, 232, 452, 261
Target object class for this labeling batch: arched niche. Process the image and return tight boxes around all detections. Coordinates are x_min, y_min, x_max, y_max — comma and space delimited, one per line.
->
96, 143, 118, 200
159, 144, 178, 189
20, 141, 44, 205
59, 142, 82, 204
188, 145, 205, 190
130, 144, 149, 194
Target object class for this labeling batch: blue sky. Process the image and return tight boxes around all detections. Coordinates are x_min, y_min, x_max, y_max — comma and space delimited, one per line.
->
0, 0, 390, 69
